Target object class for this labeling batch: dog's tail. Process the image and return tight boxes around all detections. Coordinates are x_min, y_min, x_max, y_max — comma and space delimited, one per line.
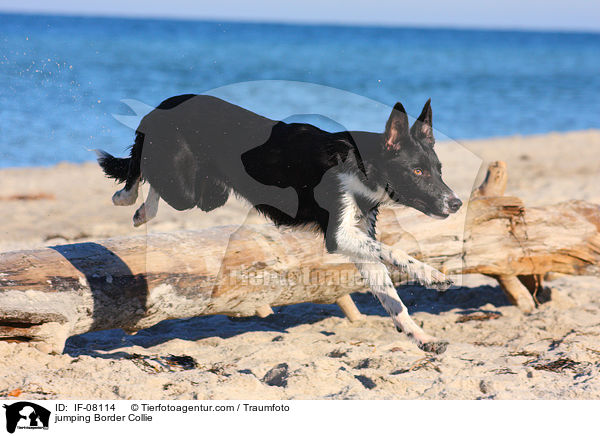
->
96, 132, 143, 187
96, 150, 130, 183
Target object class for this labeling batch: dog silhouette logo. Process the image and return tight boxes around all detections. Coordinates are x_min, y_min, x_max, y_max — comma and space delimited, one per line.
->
3, 402, 50, 433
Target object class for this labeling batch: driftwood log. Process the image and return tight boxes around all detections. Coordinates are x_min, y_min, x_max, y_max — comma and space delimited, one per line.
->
1, 162, 600, 352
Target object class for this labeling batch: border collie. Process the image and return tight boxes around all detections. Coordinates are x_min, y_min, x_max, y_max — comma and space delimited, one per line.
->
97, 95, 462, 353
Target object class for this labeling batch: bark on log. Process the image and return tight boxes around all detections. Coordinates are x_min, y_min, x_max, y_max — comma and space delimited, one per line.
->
1, 164, 600, 352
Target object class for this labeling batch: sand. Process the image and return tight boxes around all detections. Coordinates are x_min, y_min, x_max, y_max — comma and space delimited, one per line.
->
0, 130, 599, 399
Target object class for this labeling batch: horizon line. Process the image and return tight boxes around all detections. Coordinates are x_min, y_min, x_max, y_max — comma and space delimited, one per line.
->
1, 10, 599, 36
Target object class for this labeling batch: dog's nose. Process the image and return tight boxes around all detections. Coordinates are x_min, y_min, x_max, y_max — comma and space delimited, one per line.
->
448, 197, 462, 213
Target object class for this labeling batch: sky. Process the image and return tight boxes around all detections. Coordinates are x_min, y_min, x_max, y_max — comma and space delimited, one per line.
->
0, 0, 599, 32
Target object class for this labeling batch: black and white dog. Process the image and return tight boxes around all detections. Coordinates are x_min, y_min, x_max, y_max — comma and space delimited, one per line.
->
98, 95, 462, 353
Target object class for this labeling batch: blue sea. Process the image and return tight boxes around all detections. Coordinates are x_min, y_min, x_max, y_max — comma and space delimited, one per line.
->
1, 13, 599, 168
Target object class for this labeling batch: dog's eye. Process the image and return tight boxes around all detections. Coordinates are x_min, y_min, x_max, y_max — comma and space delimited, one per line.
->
413, 168, 423, 176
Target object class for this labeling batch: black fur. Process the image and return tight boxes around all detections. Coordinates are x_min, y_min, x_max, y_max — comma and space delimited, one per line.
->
96, 151, 129, 183
98, 95, 461, 250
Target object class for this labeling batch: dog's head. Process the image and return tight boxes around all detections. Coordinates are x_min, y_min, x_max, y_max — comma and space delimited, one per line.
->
379, 100, 462, 218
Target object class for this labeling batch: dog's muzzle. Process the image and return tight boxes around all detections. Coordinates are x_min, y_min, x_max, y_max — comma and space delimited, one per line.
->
447, 196, 462, 213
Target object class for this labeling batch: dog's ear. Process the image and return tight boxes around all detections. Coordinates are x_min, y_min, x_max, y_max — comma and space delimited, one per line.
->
384, 102, 409, 150
411, 99, 435, 147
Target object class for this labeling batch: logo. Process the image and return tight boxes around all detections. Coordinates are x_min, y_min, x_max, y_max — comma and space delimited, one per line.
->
3, 402, 50, 434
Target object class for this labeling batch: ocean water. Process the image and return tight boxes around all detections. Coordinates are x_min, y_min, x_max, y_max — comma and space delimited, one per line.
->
0, 13, 599, 168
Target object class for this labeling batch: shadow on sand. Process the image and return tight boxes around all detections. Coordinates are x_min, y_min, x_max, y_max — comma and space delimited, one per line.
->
64, 284, 511, 358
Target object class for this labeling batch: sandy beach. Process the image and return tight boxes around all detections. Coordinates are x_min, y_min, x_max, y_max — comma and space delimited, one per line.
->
0, 129, 599, 399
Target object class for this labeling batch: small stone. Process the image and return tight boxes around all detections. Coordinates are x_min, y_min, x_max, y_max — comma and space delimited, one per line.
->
355, 375, 376, 390
327, 349, 348, 358
479, 380, 493, 394
262, 363, 289, 387
354, 359, 370, 369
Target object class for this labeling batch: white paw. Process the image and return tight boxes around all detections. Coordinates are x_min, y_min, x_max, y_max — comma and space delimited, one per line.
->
419, 339, 448, 354
112, 188, 137, 206
397, 328, 449, 354
133, 205, 148, 227
414, 264, 453, 291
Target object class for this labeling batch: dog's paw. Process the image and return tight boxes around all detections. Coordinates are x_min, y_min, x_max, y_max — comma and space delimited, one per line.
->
414, 264, 453, 291
431, 275, 453, 292
419, 340, 448, 354
133, 206, 147, 227
112, 188, 138, 206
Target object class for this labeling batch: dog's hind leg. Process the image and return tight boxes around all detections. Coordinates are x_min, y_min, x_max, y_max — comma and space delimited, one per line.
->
133, 184, 160, 227
354, 261, 448, 354
112, 178, 140, 206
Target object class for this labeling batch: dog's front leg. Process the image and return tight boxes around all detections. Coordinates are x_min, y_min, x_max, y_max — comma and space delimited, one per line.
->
362, 208, 452, 289
336, 228, 452, 290
354, 260, 448, 354
327, 193, 451, 289
380, 244, 453, 291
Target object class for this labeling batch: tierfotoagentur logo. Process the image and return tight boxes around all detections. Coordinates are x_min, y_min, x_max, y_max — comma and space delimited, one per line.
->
2, 402, 50, 434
